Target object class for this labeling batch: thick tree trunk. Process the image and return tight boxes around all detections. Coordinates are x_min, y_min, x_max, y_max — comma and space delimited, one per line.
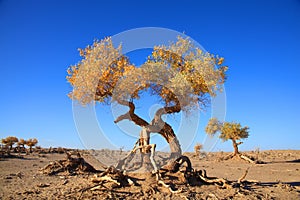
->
140, 153, 153, 171
158, 124, 182, 158
150, 101, 182, 159
232, 139, 239, 156
114, 100, 182, 162
138, 127, 153, 172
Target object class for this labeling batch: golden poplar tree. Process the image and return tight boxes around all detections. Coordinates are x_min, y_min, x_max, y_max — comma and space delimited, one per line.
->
67, 36, 227, 159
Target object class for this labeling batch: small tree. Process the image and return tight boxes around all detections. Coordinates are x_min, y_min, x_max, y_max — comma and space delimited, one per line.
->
205, 118, 255, 163
26, 138, 38, 153
1, 136, 18, 150
17, 138, 26, 148
17, 138, 26, 153
194, 143, 203, 157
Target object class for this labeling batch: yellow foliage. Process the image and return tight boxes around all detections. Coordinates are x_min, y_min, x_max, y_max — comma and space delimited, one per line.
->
205, 118, 249, 141
1, 136, 18, 147
67, 36, 228, 111
26, 138, 38, 147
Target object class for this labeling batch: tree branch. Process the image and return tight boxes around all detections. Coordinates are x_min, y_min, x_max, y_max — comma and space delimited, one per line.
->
114, 99, 182, 156
114, 100, 148, 127
148, 100, 181, 143
237, 141, 243, 146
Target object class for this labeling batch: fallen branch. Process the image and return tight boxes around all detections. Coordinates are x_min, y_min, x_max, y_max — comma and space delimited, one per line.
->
238, 167, 250, 183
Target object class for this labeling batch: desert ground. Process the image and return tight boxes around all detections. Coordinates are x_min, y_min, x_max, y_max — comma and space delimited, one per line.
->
0, 149, 299, 199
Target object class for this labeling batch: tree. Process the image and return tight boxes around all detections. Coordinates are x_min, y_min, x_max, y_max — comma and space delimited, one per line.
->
205, 118, 255, 163
1, 136, 18, 150
17, 138, 26, 148
26, 138, 38, 153
194, 143, 203, 157
67, 36, 227, 170
16, 138, 26, 153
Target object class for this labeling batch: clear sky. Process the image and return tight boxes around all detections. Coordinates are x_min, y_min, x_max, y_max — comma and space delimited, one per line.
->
0, 0, 299, 152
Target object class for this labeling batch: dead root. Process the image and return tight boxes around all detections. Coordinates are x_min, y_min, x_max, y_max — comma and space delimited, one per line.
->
157, 180, 182, 193
91, 166, 135, 188
87, 155, 253, 194
159, 156, 254, 192
40, 152, 255, 196
40, 152, 97, 175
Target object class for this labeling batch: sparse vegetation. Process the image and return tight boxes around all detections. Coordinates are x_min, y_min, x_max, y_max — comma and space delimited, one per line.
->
0, 137, 40, 156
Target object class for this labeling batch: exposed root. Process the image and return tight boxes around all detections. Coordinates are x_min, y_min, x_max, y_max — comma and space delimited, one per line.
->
240, 154, 256, 164
92, 175, 121, 186
160, 156, 232, 189
158, 180, 182, 194
197, 169, 231, 189
91, 166, 136, 188
161, 156, 192, 173
40, 150, 258, 197
116, 134, 158, 175
223, 153, 260, 164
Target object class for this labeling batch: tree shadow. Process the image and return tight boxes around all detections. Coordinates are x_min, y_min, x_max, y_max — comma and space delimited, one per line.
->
266, 159, 300, 164
251, 181, 300, 187
286, 159, 300, 163
0, 154, 39, 161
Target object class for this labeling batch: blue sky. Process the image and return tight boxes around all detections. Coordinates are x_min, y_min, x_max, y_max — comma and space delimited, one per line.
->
0, 0, 299, 152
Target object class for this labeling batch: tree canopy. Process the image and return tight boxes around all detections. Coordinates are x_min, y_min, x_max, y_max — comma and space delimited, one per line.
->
26, 138, 38, 152
17, 138, 26, 147
1, 136, 18, 149
206, 118, 249, 142
67, 36, 227, 109
26, 138, 38, 147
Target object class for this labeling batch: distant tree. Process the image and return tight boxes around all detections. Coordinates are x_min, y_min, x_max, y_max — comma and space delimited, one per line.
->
194, 143, 203, 157
26, 138, 38, 153
16, 138, 26, 153
1, 136, 18, 150
205, 118, 255, 163
17, 138, 26, 148
67, 36, 227, 170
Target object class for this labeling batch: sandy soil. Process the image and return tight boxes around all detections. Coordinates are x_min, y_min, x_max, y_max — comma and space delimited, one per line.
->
0, 149, 299, 199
